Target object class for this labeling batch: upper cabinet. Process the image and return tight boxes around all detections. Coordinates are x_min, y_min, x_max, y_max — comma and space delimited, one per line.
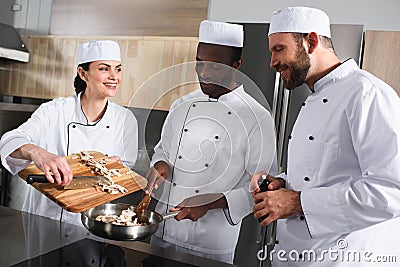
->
362, 30, 400, 96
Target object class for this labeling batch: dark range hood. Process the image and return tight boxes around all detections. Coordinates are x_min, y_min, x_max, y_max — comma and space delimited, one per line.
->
0, 23, 29, 63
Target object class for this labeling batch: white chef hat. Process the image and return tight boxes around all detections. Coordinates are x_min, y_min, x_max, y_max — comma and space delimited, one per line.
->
268, 6, 331, 38
199, 20, 244, 48
77, 40, 121, 65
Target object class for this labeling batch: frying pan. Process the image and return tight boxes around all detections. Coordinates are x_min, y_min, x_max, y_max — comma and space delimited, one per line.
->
81, 203, 178, 241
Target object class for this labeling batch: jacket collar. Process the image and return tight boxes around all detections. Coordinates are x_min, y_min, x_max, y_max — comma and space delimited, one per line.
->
74, 92, 110, 125
314, 59, 358, 93
197, 84, 245, 102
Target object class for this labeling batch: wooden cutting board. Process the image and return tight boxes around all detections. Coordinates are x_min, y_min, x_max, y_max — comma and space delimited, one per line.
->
18, 151, 147, 213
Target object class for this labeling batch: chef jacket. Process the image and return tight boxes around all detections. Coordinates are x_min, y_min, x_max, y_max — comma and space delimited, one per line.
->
0, 93, 138, 225
151, 85, 277, 255
273, 59, 400, 266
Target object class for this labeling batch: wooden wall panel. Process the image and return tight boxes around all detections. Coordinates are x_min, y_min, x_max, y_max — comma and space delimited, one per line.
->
50, 0, 208, 37
362, 30, 400, 96
0, 36, 199, 111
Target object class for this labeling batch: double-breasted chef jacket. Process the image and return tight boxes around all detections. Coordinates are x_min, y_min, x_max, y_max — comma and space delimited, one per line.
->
273, 59, 400, 266
151, 85, 277, 256
0, 93, 138, 225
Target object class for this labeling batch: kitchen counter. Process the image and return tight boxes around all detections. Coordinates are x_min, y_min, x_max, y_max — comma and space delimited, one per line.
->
0, 102, 39, 206
0, 205, 235, 267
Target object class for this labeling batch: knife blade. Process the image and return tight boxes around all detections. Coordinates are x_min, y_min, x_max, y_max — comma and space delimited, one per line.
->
26, 174, 111, 189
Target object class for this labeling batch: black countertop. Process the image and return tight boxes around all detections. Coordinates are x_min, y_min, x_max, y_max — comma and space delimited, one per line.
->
0, 205, 235, 267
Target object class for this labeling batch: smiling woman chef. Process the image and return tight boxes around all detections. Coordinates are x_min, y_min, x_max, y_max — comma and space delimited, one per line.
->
0, 40, 138, 225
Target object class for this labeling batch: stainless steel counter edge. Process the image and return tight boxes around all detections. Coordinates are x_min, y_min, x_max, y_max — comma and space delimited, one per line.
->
105, 238, 235, 267
0, 102, 39, 112
0, 205, 235, 267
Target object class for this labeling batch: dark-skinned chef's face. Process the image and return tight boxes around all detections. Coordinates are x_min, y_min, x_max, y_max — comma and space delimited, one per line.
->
195, 42, 241, 99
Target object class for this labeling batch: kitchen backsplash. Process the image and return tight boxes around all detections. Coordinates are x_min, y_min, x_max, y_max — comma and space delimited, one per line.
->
0, 35, 200, 111
2, 31, 397, 111
362, 30, 400, 96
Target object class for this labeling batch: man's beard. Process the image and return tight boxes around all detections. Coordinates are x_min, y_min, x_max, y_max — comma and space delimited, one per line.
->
283, 46, 311, 90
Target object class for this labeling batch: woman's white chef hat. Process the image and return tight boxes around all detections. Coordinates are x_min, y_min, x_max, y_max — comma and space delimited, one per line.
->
77, 40, 121, 65
199, 20, 244, 48
268, 6, 331, 38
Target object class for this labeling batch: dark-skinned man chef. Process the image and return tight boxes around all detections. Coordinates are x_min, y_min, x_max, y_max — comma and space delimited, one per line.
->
146, 20, 277, 264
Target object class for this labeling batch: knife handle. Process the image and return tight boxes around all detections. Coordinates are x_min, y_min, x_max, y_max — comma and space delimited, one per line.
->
27, 174, 49, 184
258, 176, 270, 223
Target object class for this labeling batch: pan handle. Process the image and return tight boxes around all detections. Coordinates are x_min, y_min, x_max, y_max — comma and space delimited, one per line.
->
162, 211, 180, 220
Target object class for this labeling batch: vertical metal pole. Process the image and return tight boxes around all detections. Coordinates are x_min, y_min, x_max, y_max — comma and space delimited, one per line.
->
277, 86, 290, 173
271, 72, 281, 120
258, 72, 290, 266
0, 167, 3, 206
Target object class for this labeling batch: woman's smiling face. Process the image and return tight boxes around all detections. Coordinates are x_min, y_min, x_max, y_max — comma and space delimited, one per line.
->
80, 60, 122, 98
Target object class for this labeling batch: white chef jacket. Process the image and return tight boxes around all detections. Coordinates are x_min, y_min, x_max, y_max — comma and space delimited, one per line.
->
273, 59, 400, 266
0, 93, 138, 225
151, 85, 277, 257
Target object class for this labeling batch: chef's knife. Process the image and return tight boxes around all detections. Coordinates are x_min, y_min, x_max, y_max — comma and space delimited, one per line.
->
26, 174, 111, 189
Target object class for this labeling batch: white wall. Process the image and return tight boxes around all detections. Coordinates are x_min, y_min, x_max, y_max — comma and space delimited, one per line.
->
0, 0, 52, 34
208, 0, 400, 31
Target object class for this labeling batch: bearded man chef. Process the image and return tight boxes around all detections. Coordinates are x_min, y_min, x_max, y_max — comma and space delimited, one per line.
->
251, 6, 400, 266
145, 20, 277, 263
0, 40, 138, 225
